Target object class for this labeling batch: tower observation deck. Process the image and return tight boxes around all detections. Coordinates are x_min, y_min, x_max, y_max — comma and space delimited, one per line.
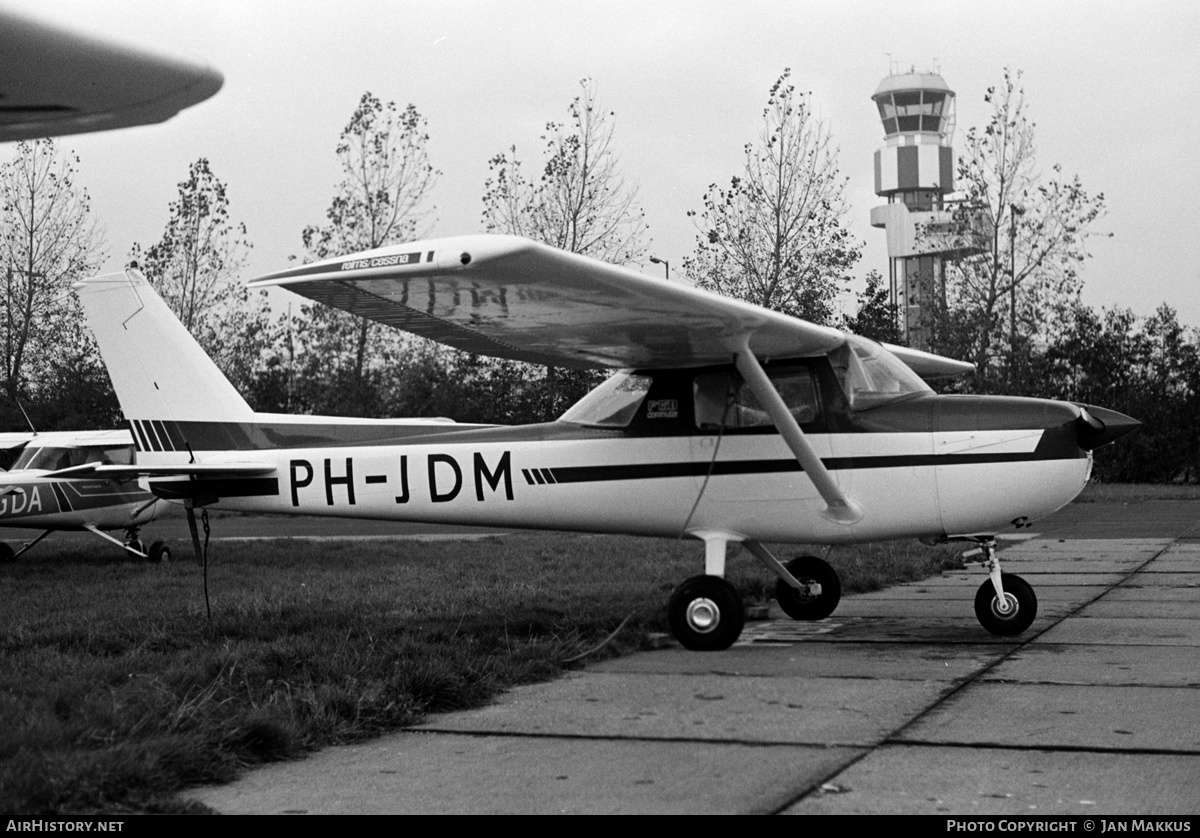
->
870, 70, 986, 349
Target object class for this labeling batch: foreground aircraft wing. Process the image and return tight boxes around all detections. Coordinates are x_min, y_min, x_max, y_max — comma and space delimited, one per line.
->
254, 235, 856, 370
0, 9, 223, 141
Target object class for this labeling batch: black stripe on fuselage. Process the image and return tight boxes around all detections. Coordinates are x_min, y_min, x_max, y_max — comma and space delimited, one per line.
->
545, 427, 1083, 485
51, 482, 72, 512
148, 477, 280, 501
133, 406, 1085, 458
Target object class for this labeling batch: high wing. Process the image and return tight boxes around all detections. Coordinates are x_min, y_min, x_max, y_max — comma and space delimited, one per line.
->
0, 8, 222, 142
252, 235, 973, 376
252, 235, 848, 370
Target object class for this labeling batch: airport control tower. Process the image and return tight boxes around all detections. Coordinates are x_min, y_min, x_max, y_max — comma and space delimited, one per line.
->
870, 70, 984, 349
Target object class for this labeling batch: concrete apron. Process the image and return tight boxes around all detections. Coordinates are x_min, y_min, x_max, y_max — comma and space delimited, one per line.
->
185, 533, 1200, 815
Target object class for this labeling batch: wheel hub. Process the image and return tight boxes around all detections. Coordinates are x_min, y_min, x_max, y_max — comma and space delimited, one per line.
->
685, 597, 721, 634
991, 592, 1018, 618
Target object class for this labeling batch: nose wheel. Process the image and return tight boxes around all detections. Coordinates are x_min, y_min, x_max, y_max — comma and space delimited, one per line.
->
668, 575, 744, 651
974, 572, 1037, 635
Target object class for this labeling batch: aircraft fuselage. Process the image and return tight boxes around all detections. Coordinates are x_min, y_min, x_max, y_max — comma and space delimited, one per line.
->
138, 359, 1098, 545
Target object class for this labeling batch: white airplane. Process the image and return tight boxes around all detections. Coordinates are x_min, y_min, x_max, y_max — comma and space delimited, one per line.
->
0, 429, 170, 562
73, 236, 1138, 649
0, 7, 222, 142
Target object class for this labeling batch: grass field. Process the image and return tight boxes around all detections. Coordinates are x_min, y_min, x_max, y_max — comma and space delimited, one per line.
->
5, 481, 1195, 814
0, 530, 965, 815
1076, 481, 1200, 502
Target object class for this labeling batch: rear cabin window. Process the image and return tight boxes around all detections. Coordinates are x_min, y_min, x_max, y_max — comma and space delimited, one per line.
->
559, 372, 653, 428
693, 369, 819, 430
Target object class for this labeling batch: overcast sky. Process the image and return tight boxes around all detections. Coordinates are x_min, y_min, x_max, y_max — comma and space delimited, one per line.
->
9, 0, 1200, 325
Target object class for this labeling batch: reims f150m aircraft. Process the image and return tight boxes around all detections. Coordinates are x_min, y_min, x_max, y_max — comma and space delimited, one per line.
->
74, 236, 1138, 649
0, 429, 169, 562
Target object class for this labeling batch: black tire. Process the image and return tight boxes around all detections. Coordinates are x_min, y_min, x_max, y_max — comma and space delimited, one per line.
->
0, 542, 14, 563
667, 575, 745, 651
776, 555, 841, 620
147, 540, 170, 564
974, 573, 1037, 636
127, 538, 145, 557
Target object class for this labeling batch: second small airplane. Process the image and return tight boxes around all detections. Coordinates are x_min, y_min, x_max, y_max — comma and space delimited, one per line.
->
0, 429, 170, 562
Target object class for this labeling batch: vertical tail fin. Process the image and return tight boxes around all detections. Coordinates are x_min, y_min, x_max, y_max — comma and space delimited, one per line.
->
76, 269, 254, 425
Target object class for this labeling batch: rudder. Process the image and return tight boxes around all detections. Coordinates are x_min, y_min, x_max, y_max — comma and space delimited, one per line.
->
75, 269, 254, 425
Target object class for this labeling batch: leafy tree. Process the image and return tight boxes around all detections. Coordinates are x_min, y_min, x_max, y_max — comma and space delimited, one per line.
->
300, 92, 439, 395
843, 270, 903, 344
939, 69, 1108, 385
132, 158, 251, 334
35, 318, 121, 430
194, 283, 280, 406
0, 139, 104, 403
482, 78, 648, 264
1021, 302, 1199, 483
684, 69, 860, 325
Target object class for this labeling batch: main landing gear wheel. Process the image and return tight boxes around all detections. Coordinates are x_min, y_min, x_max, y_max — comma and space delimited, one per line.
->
127, 538, 145, 556
0, 543, 13, 563
974, 573, 1037, 636
668, 575, 745, 651
776, 556, 841, 621
147, 541, 171, 563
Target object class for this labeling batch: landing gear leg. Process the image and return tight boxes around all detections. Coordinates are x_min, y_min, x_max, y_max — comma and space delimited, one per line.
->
668, 535, 744, 651
970, 539, 1037, 636
124, 526, 145, 557
0, 530, 51, 562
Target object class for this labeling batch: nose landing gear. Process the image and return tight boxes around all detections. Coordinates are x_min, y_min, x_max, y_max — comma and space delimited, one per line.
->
967, 539, 1038, 636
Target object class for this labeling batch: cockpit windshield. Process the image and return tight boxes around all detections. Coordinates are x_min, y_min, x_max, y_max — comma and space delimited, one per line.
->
559, 372, 653, 428
828, 336, 932, 410
11, 444, 134, 471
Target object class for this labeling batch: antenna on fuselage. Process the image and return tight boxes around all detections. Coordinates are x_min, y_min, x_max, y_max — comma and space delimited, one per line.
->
4, 395, 37, 435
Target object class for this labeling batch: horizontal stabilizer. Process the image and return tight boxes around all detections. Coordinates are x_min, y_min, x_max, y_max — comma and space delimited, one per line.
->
882, 343, 975, 379
47, 462, 277, 480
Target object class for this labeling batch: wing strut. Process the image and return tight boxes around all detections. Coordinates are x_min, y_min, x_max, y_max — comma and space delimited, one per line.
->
733, 339, 863, 525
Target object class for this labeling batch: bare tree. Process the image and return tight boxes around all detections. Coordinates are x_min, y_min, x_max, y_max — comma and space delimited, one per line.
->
132, 158, 251, 333
0, 139, 104, 401
684, 69, 860, 325
482, 78, 648, 265
481, 79, 647, 415
301, 92, 439, 390
941, 69, 1108, 382
304, 93, 438, 258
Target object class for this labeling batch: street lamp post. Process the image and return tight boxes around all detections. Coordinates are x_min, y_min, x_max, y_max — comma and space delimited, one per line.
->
1009, 203, 1024, 386
649, 256, 669, 280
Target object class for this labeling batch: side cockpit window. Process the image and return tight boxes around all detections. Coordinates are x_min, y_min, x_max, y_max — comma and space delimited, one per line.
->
693, 368, 820, 430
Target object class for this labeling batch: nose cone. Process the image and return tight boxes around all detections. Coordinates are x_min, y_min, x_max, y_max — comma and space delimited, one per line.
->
1075, 404, 1142, 450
